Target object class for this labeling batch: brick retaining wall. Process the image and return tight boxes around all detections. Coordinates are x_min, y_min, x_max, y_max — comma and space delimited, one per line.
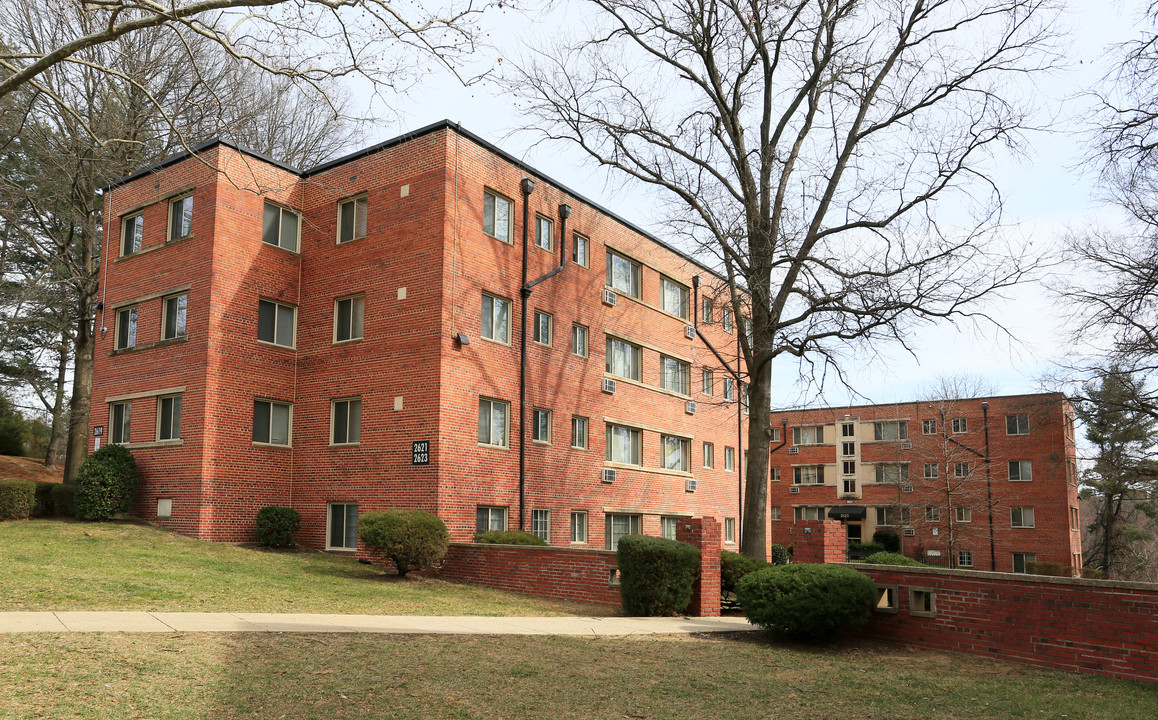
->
439, 543, 622, 608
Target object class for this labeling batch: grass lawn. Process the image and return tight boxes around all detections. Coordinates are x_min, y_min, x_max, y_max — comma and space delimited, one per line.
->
2, 632, 1154, 719
0, 520, 611, 616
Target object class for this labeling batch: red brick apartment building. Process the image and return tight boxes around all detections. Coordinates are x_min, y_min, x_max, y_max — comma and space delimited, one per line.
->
768, 393, 1083, 574
91, 121, 753, 554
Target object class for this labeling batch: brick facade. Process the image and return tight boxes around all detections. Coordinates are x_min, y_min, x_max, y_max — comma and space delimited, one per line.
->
92, 122, 751, 554
767, 395, 1082, 574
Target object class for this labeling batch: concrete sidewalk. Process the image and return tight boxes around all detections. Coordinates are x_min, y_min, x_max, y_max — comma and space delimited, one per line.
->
0, 612, 758, 635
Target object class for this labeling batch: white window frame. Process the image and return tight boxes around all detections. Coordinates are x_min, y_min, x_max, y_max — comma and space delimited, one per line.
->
702, 368, 714, 395
605, 513, 641, 550
923, 463, 938, 479
535, 215, 553, 251
1012, 552, 1036, 574
660, 516, 678, 540
572, 324, 588, 357
481, 293, 512, 344
662, 435, 690, 472
571, 416, 588, 450
334, 294, 365, 343
533, 408, 552, 444
925, 505, 941, 523
1009, 460, 1032, 482
532, 509, 551, 542
794, 507, 824, 521
724, 377, 735, 401
262, 200, 300, 252
483, 190, 513, 244
572, 233, 590, 267
701, 296, 714, 324
724, 446, 735, 471
606, 249, 642, 298
722, 307, 733, 332
121, 213, 143, 256
792, 426, 824, 445
703, 442, 714, 469
957, 550, 974, 568
168, 193, 193, 241
952, 417, 968, 434
330, 397, 362, 445
956, 507, 973, 523
478, 397, 510, 448
793, 466, 825, 485
476, 506, 508, 532
115, 305, 138, 350
110, 402, 131, 444
327, 502, 359, 550
660, 356, 690, 395
606, 336, 642, 381
533, 310, 553, 346
162, 293, 187, 340
724, 518, 736, 544
570, 511, 588, 544
1011, 506, 1035, 528
257, 299, 296, 348
156, 394, 182, 441
253, 399, 293, 446
1006, 413, 1030, 435
872, 421, 908, 441
770, 467, 781, 482
954, 462, 971, 478
660, 277, 689, 319
922, 419, 936, 435
337, 195, 368, 244
606, 423, 643, 465
770, 506, 782, 521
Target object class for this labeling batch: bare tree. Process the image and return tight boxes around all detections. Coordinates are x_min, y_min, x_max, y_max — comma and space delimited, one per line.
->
516, 0, 1057, 558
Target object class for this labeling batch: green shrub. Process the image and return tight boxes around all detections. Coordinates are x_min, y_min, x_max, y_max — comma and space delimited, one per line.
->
73, 444, 139, 521
617, 534, 701, 617
848, 541, 886, 558
1026, 560, 1072, 577
473, 529, 548, 545
0, 478, 35, 519
769, 544, 790, 565
1081, 567, 1106, 580
359, 509, 450, 577
862, 551, 926, 567
872, 527, 901, 553
31, 481, 57, 517
721, 550, 764, 596
736, 564, 875, 641
52, 484, 75, 517
255, 506, 301, 547
0, 414, 27, 456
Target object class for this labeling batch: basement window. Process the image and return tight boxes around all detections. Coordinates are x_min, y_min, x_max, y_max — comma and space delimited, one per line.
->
909, 588, 937, 618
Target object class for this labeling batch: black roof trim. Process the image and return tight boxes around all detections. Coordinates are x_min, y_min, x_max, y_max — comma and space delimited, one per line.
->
100, 138, 301, 192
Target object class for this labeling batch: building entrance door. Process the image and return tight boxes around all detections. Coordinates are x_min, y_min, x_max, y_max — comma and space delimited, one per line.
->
846, 522, 862, 549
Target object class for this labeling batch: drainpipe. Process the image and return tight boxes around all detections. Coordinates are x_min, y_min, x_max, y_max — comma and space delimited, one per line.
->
982, 401, 995, 571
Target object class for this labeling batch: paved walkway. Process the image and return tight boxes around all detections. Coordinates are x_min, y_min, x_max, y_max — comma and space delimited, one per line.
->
0, 612, 757, 635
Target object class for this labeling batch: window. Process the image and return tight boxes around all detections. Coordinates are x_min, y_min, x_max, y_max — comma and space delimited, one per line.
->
792, 426, 824, 445
481, 293, 511, 344
722, 307, 733, 332
770, 467, 781, 482
874, 586, 898, 613
1070, 506, 1080, 531
954, 462, 971, 478
1012, 552, 1036, 574
841, 442, 855, 456
1006, 413, 1030, 435
840, 461, 854, 476
606, 424, 642, 465
570, 511, 588, 543
338, 195, 368, 244
476, 506, 507, 532
843, 478, 856, 494
957, 550, 974, 568
155, 395, 181, 441
532, 408, 552, 444
606, 513, 642, 550
572, 324, 588, 357
253, 400, 291, 446
703, 442, 714, 468
115, 306, 138, 350
956, 507, 973, 523
723, 377, 735, 401
742, 388, 750, 414
702, 368, 714, 395
872, 421, 908, 441
661, 278, 689, 319
571, 416, 588, 449
770, 506, 782, 521
923, 463, 938, 479
169, 194, 193, 240
328, 503, 358, 550
701, 296, 714, 323
660, 356, 690, 395
331, 398, 362, 445
1011, 506, 1035, 528
483, 190, 512, 243
910, 589, 936, 617
793, 466, 825, 485
1008, 460, 1032, 482
924, 505, 940, 522
794, 507, 825, 521
660, 516, 678, 540
533, 310, 552, 346
262, 201, 299, 252
257, 299, 296, 347
573, 233, 590, 267
121, 214, 143, 256
532, 509, 551, 542
875, 464, 909, 484
875, 506, 911, 526
110, 402, 131, 444
162, 294, 187, 340
606, 250, 641, 298
724, 446, 735, 471
334, 295, 365, 342
478, 398, 509, 447
725, 518, 736, 544
606, 336, 642, 380
922, 419, 936, 434
952, 417, 968, 433
662, 435, 690, 472
535, 215, 553, 251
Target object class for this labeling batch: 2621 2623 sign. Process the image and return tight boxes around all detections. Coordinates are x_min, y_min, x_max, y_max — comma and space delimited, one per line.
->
412, 440, 430, 465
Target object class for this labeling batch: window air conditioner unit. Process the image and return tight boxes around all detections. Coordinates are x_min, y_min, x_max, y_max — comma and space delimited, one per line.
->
602, 289, 617, 306
788, 446, 800, 454
901, 484, 914, 493
685, 401, 696, 415
903, 528, 916, 537
789, 486, 800, 494
684, 325, 696, 339
900, 440, 913, 450
602, 378, 617, 394
601, 468, 617, 484
686, 478, 697, 492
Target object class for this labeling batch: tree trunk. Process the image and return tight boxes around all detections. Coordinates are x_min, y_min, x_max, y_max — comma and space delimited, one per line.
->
43, 327, 70, 468
740, 360, 773, 560
62, 208, 99, 483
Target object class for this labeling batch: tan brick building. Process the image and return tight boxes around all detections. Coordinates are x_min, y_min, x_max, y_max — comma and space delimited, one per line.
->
767, 393, 1083, 573
91, 122, 753, 553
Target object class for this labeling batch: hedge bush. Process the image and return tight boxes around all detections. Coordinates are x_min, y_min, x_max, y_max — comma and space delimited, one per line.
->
52, 484, 75, 517
0, 478, 35, 519
255, 506, 301, 547
736, 564, 875, 641
31, 481, 56, 517
473, 529, 548, 545
617, 534, 701, 616
769, 544, 790, 565
1026, 560, 1072, 577
848, 541, 886, 558
862, 551, 926, 567
872, 527, 901, 553
721, 550, 764, 596
359, 508, 450, 577
73, 444, 139, 521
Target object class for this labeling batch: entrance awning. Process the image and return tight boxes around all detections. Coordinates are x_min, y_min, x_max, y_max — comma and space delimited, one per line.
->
828, 505, 867, 520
